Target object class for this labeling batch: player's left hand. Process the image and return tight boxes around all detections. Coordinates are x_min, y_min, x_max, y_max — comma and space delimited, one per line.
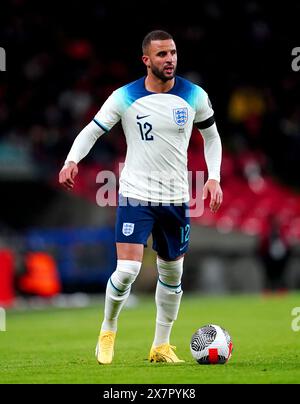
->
202, 179, 223, 213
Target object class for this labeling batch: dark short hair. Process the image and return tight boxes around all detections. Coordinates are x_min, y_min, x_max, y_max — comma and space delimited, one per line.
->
142, 30, 174, 54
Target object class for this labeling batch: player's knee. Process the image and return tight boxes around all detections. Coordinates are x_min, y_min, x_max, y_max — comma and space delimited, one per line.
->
157, 256, 184, 286
114, 259, 142, 286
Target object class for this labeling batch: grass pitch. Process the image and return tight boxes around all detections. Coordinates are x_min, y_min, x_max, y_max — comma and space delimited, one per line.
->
1, 292, 300, 384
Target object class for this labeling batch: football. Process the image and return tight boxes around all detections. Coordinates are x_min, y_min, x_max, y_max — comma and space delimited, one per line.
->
190, 324, 233, 364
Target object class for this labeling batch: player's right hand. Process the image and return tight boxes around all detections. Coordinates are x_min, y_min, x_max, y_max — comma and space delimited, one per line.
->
59, 161, 78, 190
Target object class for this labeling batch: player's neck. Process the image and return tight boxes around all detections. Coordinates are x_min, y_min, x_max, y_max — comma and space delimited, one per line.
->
145, 75, 175, 93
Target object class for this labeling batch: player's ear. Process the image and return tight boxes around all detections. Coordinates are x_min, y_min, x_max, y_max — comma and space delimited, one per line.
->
142, 55, 150, 68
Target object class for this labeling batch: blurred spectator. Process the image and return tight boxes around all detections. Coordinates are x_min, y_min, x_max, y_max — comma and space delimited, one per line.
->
228, 85, 266, 150
257, 214, 291, 293
18, 252, 61, 298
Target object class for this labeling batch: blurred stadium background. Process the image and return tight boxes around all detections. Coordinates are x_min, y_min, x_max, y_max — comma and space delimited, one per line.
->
0, 0, 300, 308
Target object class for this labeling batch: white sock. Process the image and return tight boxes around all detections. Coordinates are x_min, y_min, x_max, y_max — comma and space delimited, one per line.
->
153, 257, 184, 347
101, 260, 141, 333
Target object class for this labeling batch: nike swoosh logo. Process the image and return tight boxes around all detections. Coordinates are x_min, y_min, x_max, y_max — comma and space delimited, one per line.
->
136, 114, 150, 120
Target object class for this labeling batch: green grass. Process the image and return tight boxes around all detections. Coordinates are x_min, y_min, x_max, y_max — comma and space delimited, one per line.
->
1, 292, 300, 384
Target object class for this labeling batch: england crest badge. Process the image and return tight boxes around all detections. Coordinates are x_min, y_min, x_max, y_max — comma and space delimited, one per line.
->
122, 222, 135, 236
173, 107, 188, 126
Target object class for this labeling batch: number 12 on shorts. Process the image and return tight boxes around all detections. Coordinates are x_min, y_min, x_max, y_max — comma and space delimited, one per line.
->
180, 224, 190, 244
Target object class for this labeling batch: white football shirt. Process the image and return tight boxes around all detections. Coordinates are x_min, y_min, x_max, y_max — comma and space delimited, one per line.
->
93, 76, 215, 203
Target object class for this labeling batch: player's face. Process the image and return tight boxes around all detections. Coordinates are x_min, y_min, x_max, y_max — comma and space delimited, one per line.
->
143, 39, 177, 82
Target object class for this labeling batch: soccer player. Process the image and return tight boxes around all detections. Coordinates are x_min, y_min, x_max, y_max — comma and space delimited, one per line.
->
59, 30, 223, 364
